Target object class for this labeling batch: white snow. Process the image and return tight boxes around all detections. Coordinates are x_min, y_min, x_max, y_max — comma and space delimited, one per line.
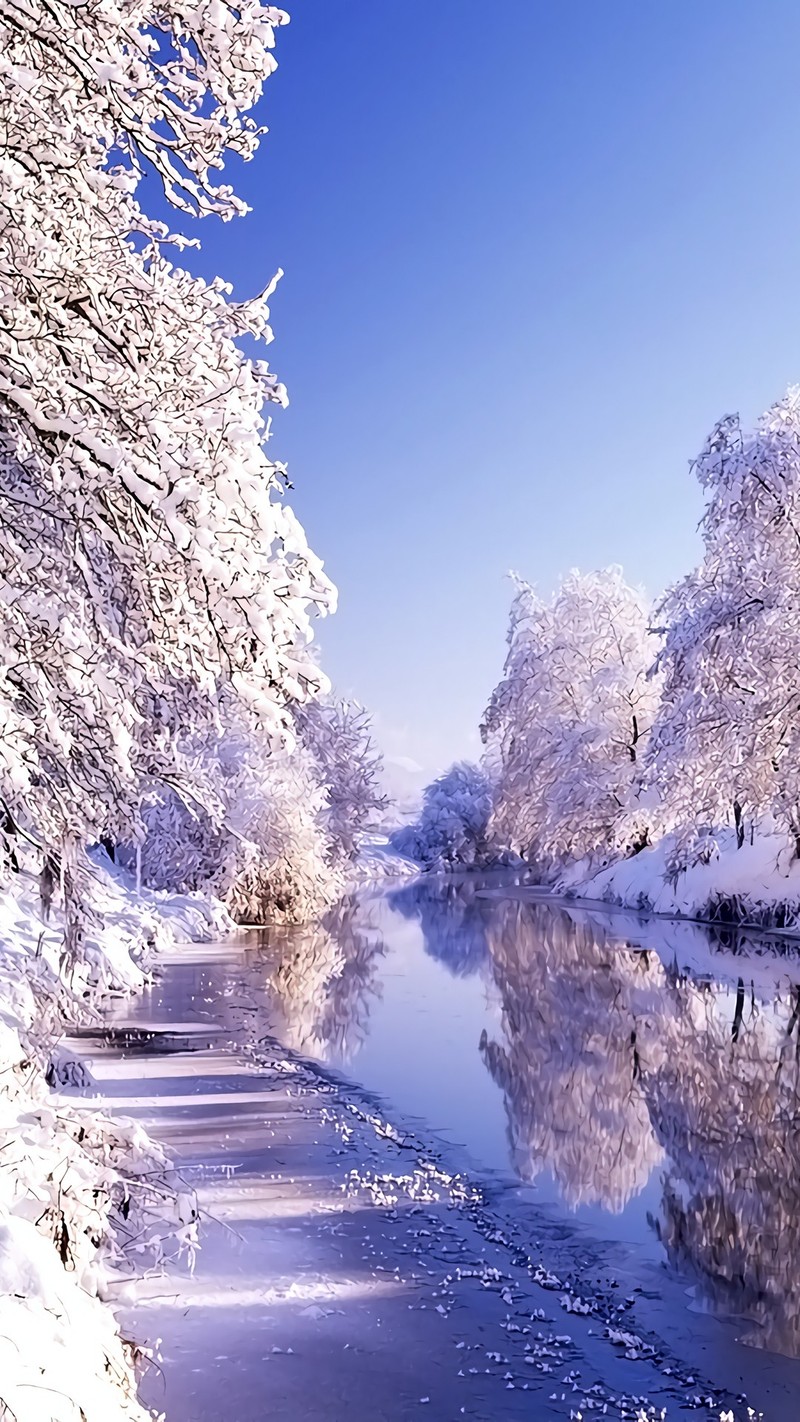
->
347, 831, 420, 885
0, 853, 231, 1422
565, 825, 800, 930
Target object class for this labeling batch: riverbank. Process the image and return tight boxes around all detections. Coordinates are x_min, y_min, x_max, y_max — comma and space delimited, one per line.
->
0, 859, 231, 1422
559, 828, 800, 936
75, 927, 777, 1422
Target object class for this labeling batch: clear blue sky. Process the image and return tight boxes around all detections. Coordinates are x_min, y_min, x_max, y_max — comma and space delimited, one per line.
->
166, 1, 800, 773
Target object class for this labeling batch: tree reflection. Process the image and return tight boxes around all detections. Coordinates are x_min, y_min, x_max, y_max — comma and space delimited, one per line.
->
480, 900, 663, 1211
260, 897, 386, 1062
388, 874, 494, 977
647, 975, 800, 1354
480, 895, 800, 1352
257, 875, 800, 1352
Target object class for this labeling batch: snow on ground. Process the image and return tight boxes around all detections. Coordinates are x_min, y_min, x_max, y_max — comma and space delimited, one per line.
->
347, 831, 420, 885
0, 855, 232, 1422
561, 827, 800, 932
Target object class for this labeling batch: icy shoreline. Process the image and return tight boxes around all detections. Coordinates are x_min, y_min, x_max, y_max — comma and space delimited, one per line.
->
467, 828, 800, 944
559, 828, 800, 939
0, 859, 232, 1422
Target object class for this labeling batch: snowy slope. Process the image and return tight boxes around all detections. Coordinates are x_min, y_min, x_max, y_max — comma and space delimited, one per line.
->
565, 827, 800, 931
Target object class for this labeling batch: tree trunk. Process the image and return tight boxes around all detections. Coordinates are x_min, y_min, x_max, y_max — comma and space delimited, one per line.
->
0, 806, 19, 872
99, 834, 116, 863
733, 800, 745, 850
629, 714, 639, 763
732, 978, 745, 1044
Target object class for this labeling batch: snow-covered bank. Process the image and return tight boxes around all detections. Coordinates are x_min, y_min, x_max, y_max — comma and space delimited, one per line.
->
562, 827, 800, 933
0, 858, 231, 1422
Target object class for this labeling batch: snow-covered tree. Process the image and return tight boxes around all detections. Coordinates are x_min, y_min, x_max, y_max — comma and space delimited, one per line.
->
137, 695, 341, 924
0, 0, 334, 860
648, 389, 800, 865
390, 761, 493, 870
294, 697, 387, 865
482, 568, 660, 870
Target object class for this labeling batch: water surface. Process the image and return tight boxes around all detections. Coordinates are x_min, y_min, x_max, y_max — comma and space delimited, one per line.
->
252, 873, 800, 1361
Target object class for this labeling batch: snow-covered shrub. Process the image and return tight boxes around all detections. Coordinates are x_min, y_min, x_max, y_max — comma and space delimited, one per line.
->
138, 698, 342, 924
482, 568, 660, 872
223, 750, 342, 924
138, 690, 389, 920
390, 762, 493, 870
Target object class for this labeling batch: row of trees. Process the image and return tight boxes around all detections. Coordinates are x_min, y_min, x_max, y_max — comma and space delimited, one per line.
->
399, 388, 800, 881
0, 0, 384, 923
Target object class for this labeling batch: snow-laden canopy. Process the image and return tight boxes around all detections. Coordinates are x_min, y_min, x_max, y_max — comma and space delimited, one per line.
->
650, 389, 800, 863
482, 568, 660, 869
0, 0, 334, 854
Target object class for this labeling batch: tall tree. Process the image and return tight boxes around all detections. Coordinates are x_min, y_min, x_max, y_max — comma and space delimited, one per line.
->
0, 0, 334, 858
648, 389, 800, 864
482, 568, 659, 869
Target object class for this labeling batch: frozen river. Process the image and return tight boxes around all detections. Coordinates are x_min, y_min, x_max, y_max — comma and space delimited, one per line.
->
255, 873, 800, 1364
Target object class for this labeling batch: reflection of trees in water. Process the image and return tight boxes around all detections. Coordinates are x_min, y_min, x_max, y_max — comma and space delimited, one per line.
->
647, 977, 800, 1354
481, 900, 664, 1212
482, 895, 800, 1352
260, 877, 800, 1350
388, 875, 494, 977
261, 897, 386, 1062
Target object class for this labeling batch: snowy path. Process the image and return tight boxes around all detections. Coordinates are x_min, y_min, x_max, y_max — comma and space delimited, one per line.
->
75, 938, 769, 1422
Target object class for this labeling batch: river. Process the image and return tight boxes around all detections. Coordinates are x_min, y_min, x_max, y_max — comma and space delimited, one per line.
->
255, 873, 800, 1364
89, 872, 800, 1420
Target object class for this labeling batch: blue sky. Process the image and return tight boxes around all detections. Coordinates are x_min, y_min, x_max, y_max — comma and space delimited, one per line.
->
169, 1, 800, 773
